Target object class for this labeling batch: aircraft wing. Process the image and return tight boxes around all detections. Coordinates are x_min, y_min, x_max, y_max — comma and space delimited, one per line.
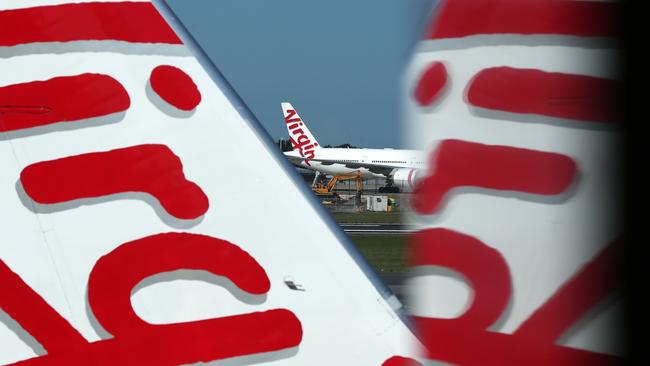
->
336, 162, 396, 177
0, 1, 418, 365
308, 158, 397, 177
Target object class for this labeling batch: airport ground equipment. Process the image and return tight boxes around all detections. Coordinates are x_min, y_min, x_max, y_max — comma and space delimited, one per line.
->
312, 172, 364, 206
312, 172, 363, 194
366, 195, 396, 212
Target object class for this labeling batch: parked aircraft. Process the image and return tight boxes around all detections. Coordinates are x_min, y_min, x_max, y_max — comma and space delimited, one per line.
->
281, 102, 426, 191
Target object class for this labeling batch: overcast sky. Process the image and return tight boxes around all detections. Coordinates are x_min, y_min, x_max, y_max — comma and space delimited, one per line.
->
165, 0, 437, 148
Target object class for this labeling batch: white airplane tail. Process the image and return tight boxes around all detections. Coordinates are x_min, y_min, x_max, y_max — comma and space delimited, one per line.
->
404, 0, 623, 364
281, 102, 321, 162
0, 2, 418, 365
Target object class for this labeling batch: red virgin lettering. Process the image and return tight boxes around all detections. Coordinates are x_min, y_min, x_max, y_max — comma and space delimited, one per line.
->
414, 62, 448, 107
283, 109, 301, 123
20, 145, 209, 220
412, 228, 622, 365
413, 140, 577, 215
0, 74, 130, 133
0, 2, 181, 47
468, 67, 620, 123
2, 233, 303, 365
0, 260, 88, 354
426, 0, 619, 40
285, 109, 318, 166
382, 356, 423, 366
149, 65, 201, 111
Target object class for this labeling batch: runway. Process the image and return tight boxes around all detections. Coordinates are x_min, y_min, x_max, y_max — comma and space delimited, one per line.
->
340, 223, 417, 234
340, 222, 413, 308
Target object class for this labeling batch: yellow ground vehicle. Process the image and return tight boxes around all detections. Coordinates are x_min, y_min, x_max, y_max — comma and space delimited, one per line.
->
312, 172, 363, 194
312, 172, 363, 205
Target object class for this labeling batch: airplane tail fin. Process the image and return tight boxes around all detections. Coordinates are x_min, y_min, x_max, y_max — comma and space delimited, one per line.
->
281, 102, 321, 160
0, 2, 419, 365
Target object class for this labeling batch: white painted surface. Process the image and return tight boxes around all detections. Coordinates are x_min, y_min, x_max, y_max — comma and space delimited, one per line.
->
404, 31, 623, 356
0, 1, 419, 364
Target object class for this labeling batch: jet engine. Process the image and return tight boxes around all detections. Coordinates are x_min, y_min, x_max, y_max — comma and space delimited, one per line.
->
380, 168, 423, 193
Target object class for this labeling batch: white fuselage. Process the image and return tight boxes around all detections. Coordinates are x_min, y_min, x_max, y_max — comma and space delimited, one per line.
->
284, 147, 426, 178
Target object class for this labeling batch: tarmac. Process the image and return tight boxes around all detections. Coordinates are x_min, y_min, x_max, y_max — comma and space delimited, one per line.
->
340, 223, 417, 234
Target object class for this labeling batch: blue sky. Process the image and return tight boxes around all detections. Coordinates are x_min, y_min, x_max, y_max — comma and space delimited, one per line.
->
165, 0, 437, 148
